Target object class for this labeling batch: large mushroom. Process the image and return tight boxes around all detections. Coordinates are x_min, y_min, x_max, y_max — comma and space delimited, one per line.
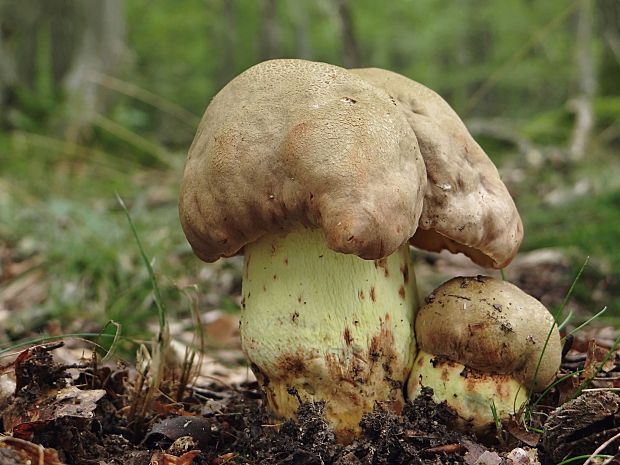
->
349, 67, 523, 269
408, 276, 562, 432
179, 59, 523, 437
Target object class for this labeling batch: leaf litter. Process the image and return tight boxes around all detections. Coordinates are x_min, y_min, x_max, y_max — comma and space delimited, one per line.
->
1, 248, 620, 464
0, 326, 618, 465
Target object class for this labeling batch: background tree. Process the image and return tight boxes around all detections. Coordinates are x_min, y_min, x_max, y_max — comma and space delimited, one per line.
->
1, 0, 620, 343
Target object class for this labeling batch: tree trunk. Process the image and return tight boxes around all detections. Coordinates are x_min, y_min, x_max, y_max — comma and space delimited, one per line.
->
258, 0, 279, 61
599, 0, 620, 95
0, 4, 17, 127
288, 0, 312, 60
216, 0, 236, 87
335, 0, 361, 68
47, 0, 84, 86
568, 0, 596, 161
63, 0, 126, 142
0, 0, 40, 89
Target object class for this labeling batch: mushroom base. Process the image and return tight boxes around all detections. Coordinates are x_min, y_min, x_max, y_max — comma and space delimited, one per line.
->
241, 227, 418, 438
407, 350, 528, 432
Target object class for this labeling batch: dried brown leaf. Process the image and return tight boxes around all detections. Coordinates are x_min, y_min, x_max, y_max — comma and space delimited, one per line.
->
0, 436, 67, 465
3, 386, 105, 436
463, 438, 489, 465
506, 447, 540, 465
472, 450, 502, 465
583, 339, 615, 379
149, 450, 200, 465
506, 419, 541, 447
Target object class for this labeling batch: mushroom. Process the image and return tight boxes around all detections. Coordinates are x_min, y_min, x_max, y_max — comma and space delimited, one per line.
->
179, 59, 523, 437
408, 276, 562, 432
349, 68, 523, 269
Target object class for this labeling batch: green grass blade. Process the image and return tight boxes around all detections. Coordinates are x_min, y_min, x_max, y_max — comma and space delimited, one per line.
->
530, 369, 584, 410
566, 306, 608, 338
556, 455, 613, 465
557, 309, 575, 332
527, 319, 559, 405
527, 257, 589, 406
98, 320, 123, 361
489, 399, 504, 444
116, 193, 167, 338
0, 332, 138, 357
554, 256, 589, 322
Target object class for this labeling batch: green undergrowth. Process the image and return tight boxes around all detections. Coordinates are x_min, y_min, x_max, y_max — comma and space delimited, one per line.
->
1, 107, 619, 351
519, 181, 620, 316
0, 131, 220, 352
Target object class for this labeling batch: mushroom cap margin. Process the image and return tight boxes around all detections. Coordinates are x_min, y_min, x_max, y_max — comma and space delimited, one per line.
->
351, 68, 523, 269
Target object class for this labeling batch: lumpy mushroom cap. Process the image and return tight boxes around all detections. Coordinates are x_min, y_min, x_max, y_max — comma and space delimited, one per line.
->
350, 68, 523, 269
415, 276, 561, 391
179, 59, 427, 262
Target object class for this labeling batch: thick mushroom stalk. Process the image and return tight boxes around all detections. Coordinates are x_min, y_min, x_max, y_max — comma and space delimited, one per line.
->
407, 276, 562, 432
242, 227, 418, 436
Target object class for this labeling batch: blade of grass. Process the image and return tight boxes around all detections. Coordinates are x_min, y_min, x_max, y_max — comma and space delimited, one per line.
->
176, 286, 206, 401
466, 0, 579, 112
117, 194, 167, 337
565, 306, 608, 339
0, 332, 138, 357
118, 193, 170, 434
98, 320, 122, 361
557, 309, 575, 332
555, 256, 590, 322
95, 114, 171, 168
583, 430, 620, 465
557, 455, 613, 465
11, 131, 143, 171
529, 369, 584, 411
527, 257, 590, 405
489, 399, 505, 446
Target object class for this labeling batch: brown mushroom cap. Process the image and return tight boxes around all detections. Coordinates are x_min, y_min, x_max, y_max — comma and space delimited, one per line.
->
350, 68, 523, 269
179, 59, 427, 262
415, 276, 561, 391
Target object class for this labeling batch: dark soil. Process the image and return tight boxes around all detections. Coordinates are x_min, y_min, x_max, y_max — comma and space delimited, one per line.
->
1, 340, 619, 465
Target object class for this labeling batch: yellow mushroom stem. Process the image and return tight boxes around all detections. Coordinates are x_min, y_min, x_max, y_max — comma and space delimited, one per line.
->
241, 226, 418, 438
408, 350, 528, 432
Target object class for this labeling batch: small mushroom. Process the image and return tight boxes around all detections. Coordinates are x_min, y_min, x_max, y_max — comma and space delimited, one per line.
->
179, 59, 523, 437
407, 276, 562, 432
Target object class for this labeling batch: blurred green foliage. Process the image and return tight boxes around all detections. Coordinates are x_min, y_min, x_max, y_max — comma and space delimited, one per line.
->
1, 0, 619, 348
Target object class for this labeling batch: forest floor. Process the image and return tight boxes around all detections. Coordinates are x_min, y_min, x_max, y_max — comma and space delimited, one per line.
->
1, 253, 619, 465
0, 327, 618, 465
2, 130, 620, 464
